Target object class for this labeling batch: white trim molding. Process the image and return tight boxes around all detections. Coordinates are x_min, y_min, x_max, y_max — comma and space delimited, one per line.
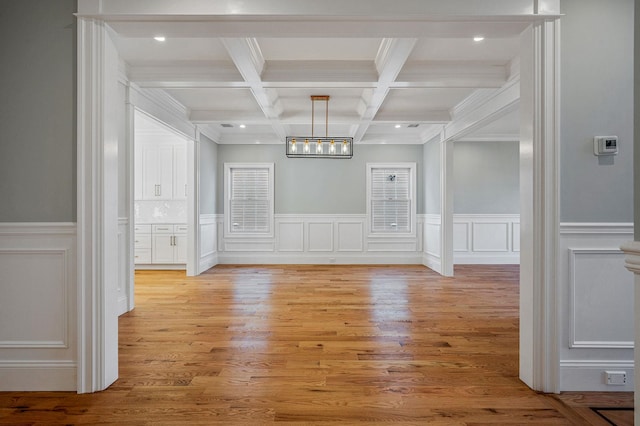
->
518, 18, 561, 394
0, 223, 77, 391
0, 361, 78, 392
77, 17, 121, 393
560, 360, 634, 392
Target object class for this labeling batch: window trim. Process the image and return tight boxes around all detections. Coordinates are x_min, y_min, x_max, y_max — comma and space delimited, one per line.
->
366, 162, 417, 237
224, 162, 275, 239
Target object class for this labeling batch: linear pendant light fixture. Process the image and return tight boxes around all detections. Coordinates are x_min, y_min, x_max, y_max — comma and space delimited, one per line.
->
286, 95, 353, 159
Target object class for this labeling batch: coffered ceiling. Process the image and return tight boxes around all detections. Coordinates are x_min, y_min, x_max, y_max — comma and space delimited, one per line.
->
110, 14, 525, 144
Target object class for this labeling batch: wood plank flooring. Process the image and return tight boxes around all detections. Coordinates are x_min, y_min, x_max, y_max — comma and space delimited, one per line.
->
0, 265, 633, 424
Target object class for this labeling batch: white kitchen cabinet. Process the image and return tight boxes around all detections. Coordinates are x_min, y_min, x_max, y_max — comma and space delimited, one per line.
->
142, 144, 174, 200
136, 141, 187, 201
144, 224, 188, 265
174, 224, 188, 263
173, 143, 188, 200
134, 224, 152, 264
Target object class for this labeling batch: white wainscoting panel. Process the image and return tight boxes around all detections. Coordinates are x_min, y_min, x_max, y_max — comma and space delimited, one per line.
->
423, 214, 442, 273
216, 214, 423, 264
512, 222, 521, 252
453, 214, 520, 264
569, 249, 633, 348
117, 218, 131, 316
559, 222, 635, 392
337, 222, 363, 252
199, 214, 219, 273
308, 222, 333, 252
0, 250, 68, 347
277, 221, 304, 252
0, 223, 77, 391
472, 222, 509, 252
424, 215, 442, 258
453, 222, 470, 252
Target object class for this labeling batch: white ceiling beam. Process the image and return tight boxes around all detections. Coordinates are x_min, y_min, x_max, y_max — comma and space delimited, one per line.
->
189, 109, 271, 123
457, 134, 520, 142
128, 62, 247, 88
396, 61, 508, 88
196, 124, 222, 143
437, 77, 520, 143
352, 38, 417, 142
261, 61, 377, 84
372, 110, 451, 123
80, 0, 549, 18
221, 37, 288, 140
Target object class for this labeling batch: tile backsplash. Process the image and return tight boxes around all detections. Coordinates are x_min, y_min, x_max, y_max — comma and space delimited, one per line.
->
135, 200, 187, 223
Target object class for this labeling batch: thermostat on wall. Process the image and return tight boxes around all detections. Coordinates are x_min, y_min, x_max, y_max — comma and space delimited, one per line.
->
594, 136, 618, 156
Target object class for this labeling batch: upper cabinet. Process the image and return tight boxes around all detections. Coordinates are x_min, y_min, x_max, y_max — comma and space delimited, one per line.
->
135, 140, 188, 201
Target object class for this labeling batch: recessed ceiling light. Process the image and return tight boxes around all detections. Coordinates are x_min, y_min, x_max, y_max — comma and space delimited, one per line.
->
395, 124, 402, 129
239, 124, 246, 129
473, 36, 485, 42
154, 36, 166, 42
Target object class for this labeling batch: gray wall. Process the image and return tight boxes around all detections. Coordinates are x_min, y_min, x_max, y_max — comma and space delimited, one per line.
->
424, 140, 441, 215
0, 0, 77, 222
454, 141, 519, 214
561, 0, 634, 223
217, 144, 424, 215
199, 134, 218, 215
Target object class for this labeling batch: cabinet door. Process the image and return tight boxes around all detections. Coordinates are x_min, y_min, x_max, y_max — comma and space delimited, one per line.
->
173, 143, 188, 200
156, 145, 174, 200
174, 234, 188, 263
134, 141, 143, 200
152, 234, 175, 263
141, 144, 174, 200
141, 144, 159, 200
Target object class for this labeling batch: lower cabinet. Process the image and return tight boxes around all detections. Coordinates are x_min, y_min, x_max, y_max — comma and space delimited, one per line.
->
151, 224, 187, 264
135, 223, 187, 267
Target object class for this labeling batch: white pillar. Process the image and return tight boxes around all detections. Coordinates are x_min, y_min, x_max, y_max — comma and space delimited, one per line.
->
518, 19, 560, 392
77, 18, 120, 393
621, 243, 640, 423
440, 137, 454, 277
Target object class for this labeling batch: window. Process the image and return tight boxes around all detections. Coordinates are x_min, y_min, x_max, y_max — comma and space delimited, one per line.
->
224, 163, 274, 237
367, 163, 416, 234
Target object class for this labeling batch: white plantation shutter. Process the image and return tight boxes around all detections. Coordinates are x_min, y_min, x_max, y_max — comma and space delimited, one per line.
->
370, 167, 411, 233
227, 165, 272, 234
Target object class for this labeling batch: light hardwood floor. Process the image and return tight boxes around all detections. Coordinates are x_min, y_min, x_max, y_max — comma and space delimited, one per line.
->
0, 265, 632, 425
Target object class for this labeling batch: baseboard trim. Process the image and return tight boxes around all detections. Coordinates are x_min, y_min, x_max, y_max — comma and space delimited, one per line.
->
423, 252, 442, 273
454, 254, 520, 265
199, 252, 218, 273
217, 253, 424, 265
560, 360, 634, 392
0, 361, 77, 391
135, 264, 186, 270
117, 295, 129, 316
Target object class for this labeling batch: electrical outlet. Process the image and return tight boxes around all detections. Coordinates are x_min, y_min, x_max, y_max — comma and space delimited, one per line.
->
605, 371, 627, 386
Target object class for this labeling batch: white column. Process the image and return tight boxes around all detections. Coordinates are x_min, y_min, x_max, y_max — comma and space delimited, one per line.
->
76, 18, 120, 393
622, 1, 640, 421
187, 130, 200, 276
440, 137, 454, 277
125, 87, 136, 312
621, 243, 640, 424
518, 20, 560, 393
